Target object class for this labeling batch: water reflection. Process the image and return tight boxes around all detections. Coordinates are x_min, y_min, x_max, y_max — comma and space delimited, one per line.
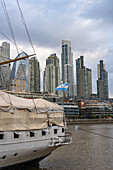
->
28, 167, 47, 170
4, 124, 113, 170
27, 167, 47, 170
39, 124, 113, 170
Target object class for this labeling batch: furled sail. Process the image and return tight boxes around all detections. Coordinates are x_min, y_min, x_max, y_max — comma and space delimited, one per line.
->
0, 91, 64, 131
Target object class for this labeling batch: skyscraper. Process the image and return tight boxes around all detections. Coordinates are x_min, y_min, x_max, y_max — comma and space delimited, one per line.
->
43, 53, 60, 95
29, 57, 40, 92
76, 56, 92, 98
0, 42, 10, 89
97, 60, 108, 98
8, 52, 29, 92
61, 40, 74, 97
76, 56, 84, 96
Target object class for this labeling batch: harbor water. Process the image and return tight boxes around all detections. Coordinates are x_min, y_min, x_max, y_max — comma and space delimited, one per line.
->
9, 124, 113, 169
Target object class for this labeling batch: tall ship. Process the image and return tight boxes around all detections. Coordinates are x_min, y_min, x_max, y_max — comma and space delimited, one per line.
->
0, 90, 72, 168
0, 1, 72, 169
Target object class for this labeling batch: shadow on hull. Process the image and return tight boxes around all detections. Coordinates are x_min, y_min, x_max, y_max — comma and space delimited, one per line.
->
0, 153, 50, 170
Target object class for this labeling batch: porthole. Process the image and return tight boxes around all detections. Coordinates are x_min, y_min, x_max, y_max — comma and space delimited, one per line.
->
2, 155, 6, 159
0, 134, 4, 139
14, 153, 18, 156
42, 131, 46, 136
62, 128, 64, 133
30, 131, 35, 137
33, 149, 37, 152
14, 132, 19, 138
54, 129, 57, 134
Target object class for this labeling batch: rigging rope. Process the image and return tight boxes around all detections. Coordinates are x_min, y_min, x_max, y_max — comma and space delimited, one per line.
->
1, 0, 55, 96
0, 31, 24, 53
0, 0, 35, 97
0, 0, 28, 92
16, 0, 36, 55
1, 0, 36, 93
16, 0, 53, 95
77, 126, 113, 140
1, 0, 19, 54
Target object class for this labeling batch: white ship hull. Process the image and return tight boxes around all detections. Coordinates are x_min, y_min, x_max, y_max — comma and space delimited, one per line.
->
0, 126, 72, 168
0, 92, 72, 168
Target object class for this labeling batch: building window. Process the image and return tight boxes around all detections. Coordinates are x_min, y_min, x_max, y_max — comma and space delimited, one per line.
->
20, 86, 22, 91
11, 86, 13, 91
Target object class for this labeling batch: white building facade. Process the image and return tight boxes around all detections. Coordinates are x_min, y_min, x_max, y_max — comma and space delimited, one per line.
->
43, 53, 60, 96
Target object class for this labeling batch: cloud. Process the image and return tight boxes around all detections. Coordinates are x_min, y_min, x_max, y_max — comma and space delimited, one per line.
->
81, 0, 113, 24
0, 0, 113, 97
1, 0, 112, 49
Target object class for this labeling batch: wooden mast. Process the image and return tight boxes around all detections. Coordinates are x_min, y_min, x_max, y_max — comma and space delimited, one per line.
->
0, 54, 36, 65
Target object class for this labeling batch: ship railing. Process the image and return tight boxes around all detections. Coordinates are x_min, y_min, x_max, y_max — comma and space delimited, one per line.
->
58, 132, 72, 145
48, 132, 72, 147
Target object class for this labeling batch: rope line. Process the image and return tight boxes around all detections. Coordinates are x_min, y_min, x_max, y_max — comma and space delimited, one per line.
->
16, 0, 50, 94
0, 31, 24, 53
16, 0, 36, 55
78, 127, 113, 140
1, 0, 56, 96
1, 0, 19, 54
0, 1, 38, 94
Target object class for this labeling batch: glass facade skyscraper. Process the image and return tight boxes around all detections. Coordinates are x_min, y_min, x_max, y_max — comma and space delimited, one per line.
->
97, 60, 108, 98
61, 40, 74, 97
29, 57, 40, 92
76, 56, 84, 96
9, 52, 29, 92
76, 56, 92, 98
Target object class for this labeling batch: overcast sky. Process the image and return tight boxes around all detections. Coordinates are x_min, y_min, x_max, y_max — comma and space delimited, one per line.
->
0, 0, 113, 96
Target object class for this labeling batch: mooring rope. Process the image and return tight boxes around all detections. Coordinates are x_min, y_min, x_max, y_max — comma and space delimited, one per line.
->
75, 126, 113, 140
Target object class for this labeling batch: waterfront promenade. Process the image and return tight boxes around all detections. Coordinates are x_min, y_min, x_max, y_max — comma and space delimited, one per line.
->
66, 118, 113, 125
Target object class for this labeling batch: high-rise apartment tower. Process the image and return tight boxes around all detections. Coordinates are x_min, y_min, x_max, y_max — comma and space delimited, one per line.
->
29, 57, 40, 92
43, 53, 60, 95
76, 56, 92, 98
61, 40, 74, 97
0, 42, 10, 89
97, 60, 108, 98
